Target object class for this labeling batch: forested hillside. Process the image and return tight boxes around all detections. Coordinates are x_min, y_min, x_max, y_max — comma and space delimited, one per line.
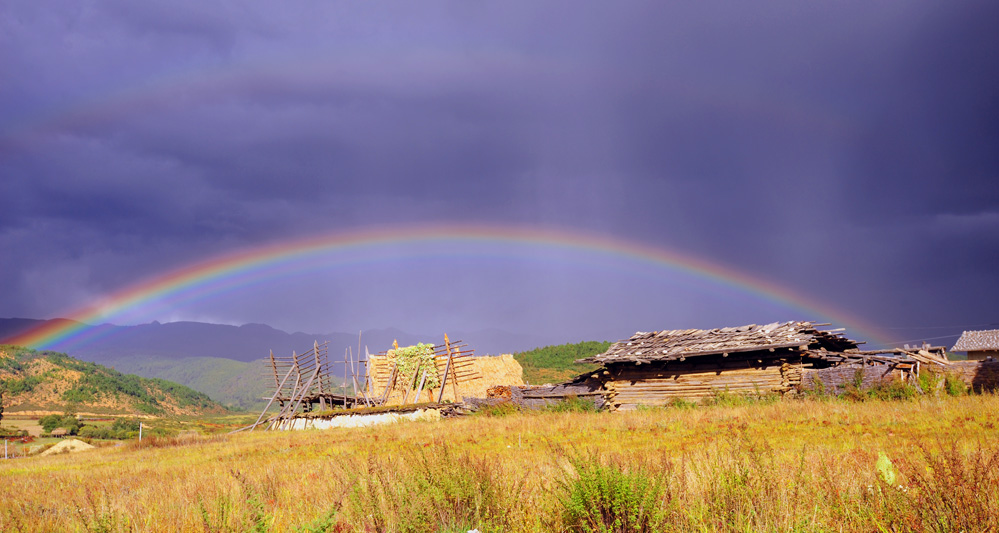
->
512, 340, 610, 384
0, 345, 226, 416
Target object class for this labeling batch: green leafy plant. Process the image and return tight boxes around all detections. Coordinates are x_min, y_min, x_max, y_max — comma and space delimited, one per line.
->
944, 374, 968, 396
39, 413, 80, 435
389, 343, 439, 390
668, 397, 697, 409
545, 395, 599, 413
558, 451, 669, 532
476, 401, 520, 417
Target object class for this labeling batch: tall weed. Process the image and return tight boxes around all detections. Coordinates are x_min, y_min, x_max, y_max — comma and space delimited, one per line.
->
348, 442, 519, 532
555, 449, 671, 532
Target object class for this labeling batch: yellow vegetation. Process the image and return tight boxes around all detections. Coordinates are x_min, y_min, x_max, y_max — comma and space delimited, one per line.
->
1, 395, 997, 531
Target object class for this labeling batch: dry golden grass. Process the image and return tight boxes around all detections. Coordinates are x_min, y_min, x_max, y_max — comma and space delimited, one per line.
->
1, 395, 998, 532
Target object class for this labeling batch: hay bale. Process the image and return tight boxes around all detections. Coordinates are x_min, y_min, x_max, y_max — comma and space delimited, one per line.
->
369, 352, 524, 404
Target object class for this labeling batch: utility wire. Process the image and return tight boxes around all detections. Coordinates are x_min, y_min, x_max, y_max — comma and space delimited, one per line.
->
880, 323, 999, 330
865, 333, 962, 349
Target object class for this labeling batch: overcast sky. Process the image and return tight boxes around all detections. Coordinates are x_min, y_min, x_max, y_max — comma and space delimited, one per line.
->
1, 1, 997, 350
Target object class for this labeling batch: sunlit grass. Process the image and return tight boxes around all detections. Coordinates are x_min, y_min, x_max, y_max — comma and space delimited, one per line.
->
1, 394, 998, 531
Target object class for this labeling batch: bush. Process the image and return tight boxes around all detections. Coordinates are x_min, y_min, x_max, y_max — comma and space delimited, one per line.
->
39, 414, 80, 434
112, 418, 141, 433
944, 374, 968, 396
347, 444, 518, 532
2, 375, 43, 395
867, 380, 920, 401
545, 395, 599, 413
668, 397, 698, 409
475, 401, 520, 417
703, 390, 780, 407
558, 452, 669, 532
78, 425, 110, 439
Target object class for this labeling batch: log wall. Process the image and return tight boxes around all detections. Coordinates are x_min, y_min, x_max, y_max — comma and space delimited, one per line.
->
798, 364, 901, 394
925, 360, 999, 391
602, 360, 802, 410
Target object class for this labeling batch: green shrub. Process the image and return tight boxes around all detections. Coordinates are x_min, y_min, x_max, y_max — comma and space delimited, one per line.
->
476, 401, 520, 417
703, 389, 780, 407
558, 452, 669, 532
347, 444, 516, 532
668, 397, 697, 409
39, 414, 80, 435
944, 374, 968, 396
865, 380, 920, 401
546, 395, 599, 413
917, 370, 941, 393
1, 375, 43, 395
78, 425, 109, 439
112, 418, 141, 433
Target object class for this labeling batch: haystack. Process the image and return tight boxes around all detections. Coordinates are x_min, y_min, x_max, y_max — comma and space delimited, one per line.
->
368, 351, 523, 405
39, 438, 94, 456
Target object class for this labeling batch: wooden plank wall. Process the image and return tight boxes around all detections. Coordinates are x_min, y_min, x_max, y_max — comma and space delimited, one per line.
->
602, 360, 802, 410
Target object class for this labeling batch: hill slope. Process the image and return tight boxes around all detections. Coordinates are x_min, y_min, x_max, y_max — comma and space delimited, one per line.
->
512, 340, 611, 384
0, 318, 556, 411
0, 345, 226, 416
105, 355, 271, 411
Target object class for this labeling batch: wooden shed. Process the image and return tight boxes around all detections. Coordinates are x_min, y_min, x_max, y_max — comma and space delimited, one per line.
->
951, 330, 999, 360
574, 321, 919, 410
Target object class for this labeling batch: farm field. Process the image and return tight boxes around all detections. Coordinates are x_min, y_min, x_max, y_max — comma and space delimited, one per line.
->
2, 395, 998, 532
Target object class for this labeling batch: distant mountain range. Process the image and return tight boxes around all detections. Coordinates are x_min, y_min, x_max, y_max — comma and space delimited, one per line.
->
0, 318, 552, 410
0, 318, 548, 361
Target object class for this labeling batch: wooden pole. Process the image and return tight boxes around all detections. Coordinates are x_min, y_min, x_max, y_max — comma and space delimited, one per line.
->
349, 347, 360, 399
437, 336, 455, 404
270, 350, 280, 389
243, 364, 297, 431
414, 368, 429, 404
380, 363, 397, 404
315, 342, 325, 411
401, 364, 421, 405
364, 346, 374, 406
446, 334, 460, 401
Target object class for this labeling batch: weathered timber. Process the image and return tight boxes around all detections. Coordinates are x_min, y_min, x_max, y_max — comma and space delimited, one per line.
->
924, 360, 999, 391
798, 364, 901, 394
580, 321, 861, 365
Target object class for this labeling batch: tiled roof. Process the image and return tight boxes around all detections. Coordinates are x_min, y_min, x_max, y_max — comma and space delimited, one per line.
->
951, 330, 999, 352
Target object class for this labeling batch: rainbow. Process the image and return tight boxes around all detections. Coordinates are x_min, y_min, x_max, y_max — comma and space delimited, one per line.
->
3, 224, 891, 349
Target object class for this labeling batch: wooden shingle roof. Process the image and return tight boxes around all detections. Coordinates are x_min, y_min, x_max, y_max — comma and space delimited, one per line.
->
951, 330, 999, 352
577, 321, 859, 364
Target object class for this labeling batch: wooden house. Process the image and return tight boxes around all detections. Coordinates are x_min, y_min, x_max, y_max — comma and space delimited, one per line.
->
571, 321, 920, 410
951, 330, 999, 360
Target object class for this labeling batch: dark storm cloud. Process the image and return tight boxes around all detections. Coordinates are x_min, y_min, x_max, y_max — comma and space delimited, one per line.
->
1, 1, 996, 345
843, 2, 999, 220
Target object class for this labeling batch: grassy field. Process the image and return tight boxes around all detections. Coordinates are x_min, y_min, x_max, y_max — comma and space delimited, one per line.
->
1, 395, 998, 532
